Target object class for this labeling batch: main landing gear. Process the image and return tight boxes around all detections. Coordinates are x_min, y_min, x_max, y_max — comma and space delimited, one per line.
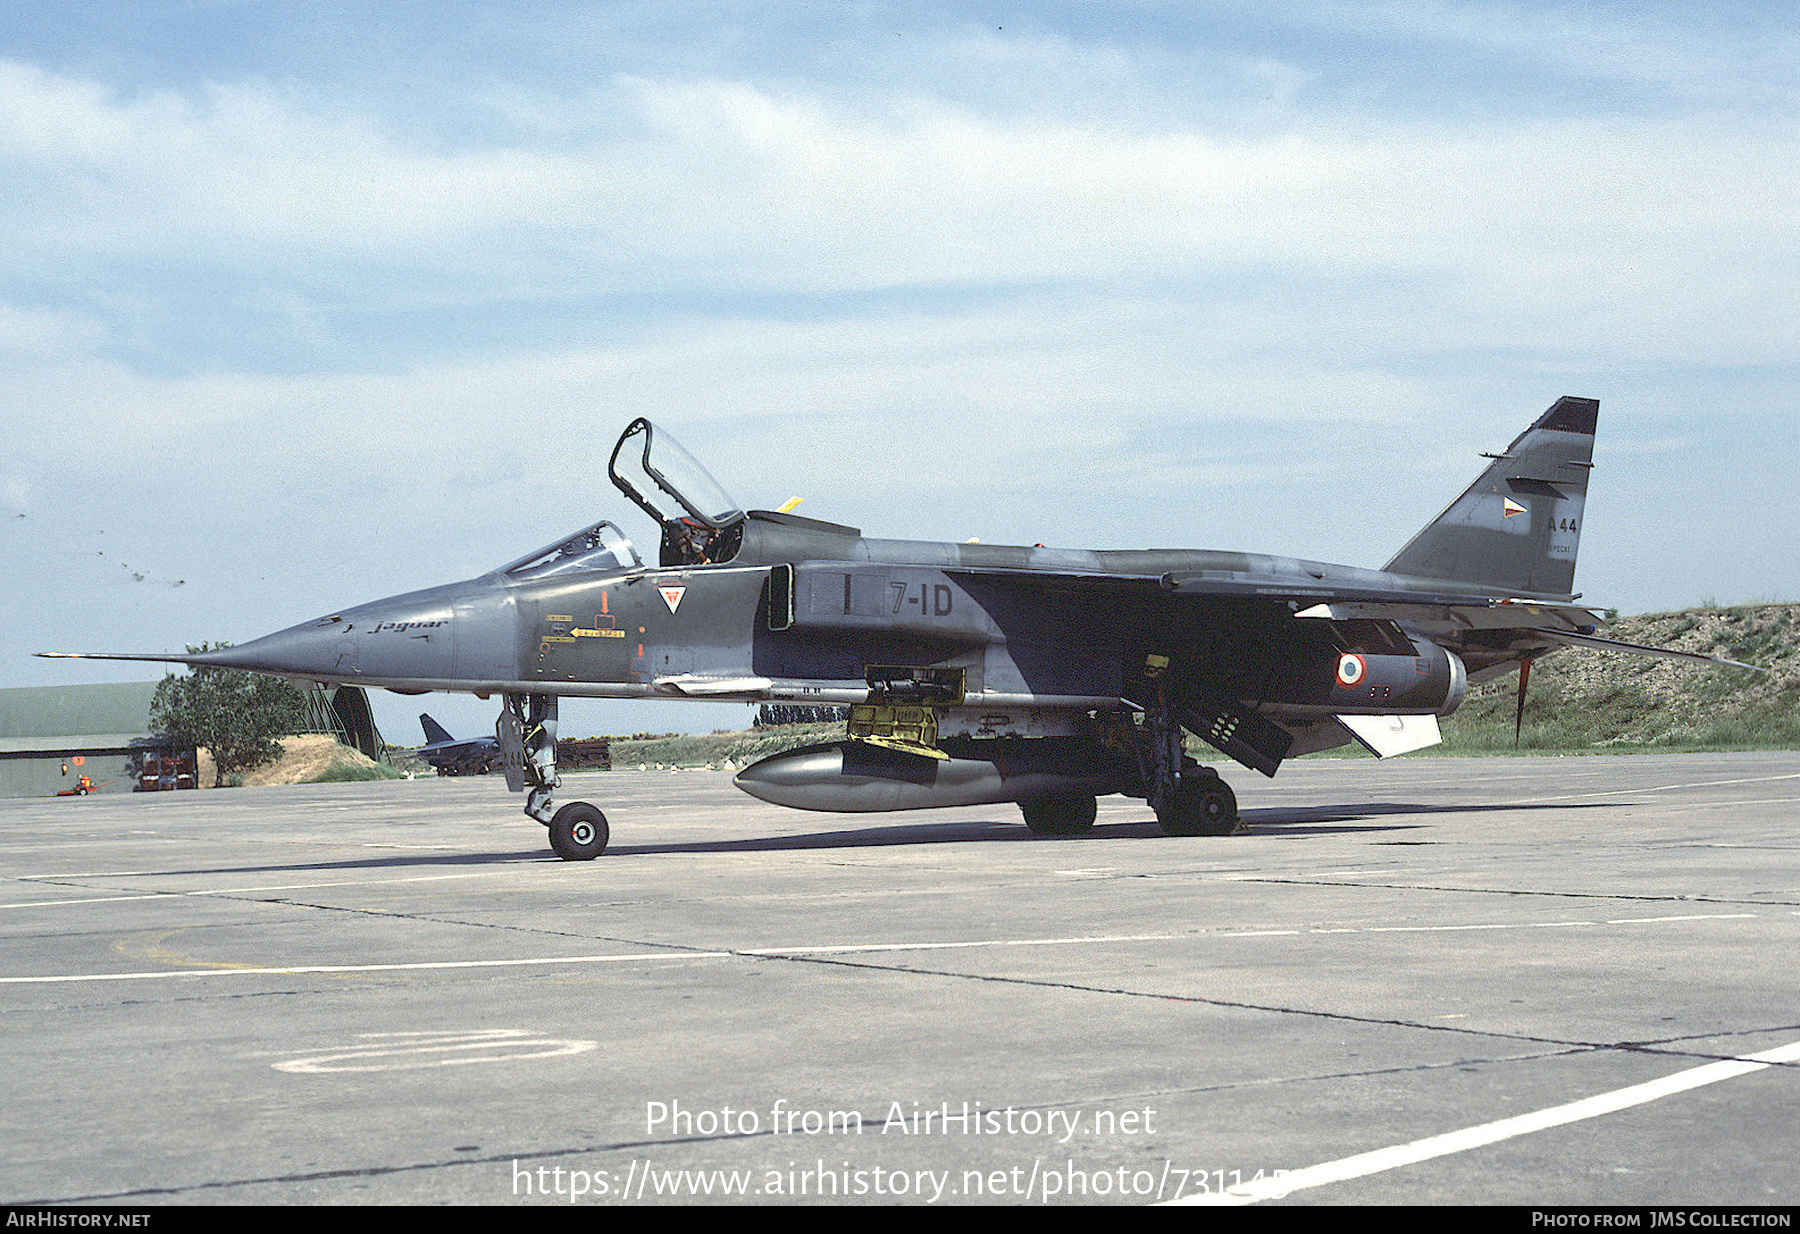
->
499, 693, 611, 861
1159, 764, 1239, 836
1020, 793, 1099, 836
1014, 701, 1244, 839
1015, 767, 1239, 838
1142, 695, 1243, 838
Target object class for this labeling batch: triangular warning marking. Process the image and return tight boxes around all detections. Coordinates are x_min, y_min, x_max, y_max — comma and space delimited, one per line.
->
1503, 497, 1527, 518
659, 586, 686, 613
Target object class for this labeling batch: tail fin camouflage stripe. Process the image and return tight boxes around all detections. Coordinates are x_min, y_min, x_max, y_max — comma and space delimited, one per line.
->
1382, 396, 1598, 599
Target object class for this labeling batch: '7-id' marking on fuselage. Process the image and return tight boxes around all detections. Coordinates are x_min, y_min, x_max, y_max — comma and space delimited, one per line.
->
890, 581, 954, 616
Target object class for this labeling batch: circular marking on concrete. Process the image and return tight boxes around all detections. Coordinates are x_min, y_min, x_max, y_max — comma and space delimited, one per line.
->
274, 1029, 597, 1074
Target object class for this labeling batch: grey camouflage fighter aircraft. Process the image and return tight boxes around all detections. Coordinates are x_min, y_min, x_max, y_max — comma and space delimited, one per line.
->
416, 714, 501, 776
43, 399, 1756, 859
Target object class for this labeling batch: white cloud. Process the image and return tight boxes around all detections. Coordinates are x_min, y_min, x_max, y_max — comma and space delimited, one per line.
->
0, 301, 106, 357
5, 53, 1792, 380
0, 60, 589, 261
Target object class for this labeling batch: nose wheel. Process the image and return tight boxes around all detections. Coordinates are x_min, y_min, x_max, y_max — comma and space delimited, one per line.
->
549, 802, 610, 861
500, 692, 613, 860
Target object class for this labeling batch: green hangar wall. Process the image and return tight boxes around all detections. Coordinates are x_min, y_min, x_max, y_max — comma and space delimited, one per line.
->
0, 682, 193, 798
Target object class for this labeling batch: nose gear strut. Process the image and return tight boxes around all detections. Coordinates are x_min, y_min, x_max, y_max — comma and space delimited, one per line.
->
499, 693, 560, 823
498, 693, 611, 859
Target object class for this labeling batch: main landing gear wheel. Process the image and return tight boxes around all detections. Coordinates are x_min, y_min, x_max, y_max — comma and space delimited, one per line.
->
1157, 769, 1240, 837
549, 802, 610, 861
1020, 794, 1098, 836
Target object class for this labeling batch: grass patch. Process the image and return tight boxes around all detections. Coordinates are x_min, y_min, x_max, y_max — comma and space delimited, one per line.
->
610, 723, 843, 769
1436, 602, 1800, 753
303, 757, 407, 783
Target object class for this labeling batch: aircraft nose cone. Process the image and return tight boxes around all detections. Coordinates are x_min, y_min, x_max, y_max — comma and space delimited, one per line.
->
188, 623, 354, 679
191, 584, 471, 687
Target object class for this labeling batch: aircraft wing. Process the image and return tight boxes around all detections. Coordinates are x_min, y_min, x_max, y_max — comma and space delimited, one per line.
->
422, 737, 495, 757
951, 564, 1561, 616
937, 562, 1760, 769
1158, 569, 1542, 612
948, 566, 1757, 670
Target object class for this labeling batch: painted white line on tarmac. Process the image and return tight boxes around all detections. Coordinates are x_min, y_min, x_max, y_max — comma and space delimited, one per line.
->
1175, 1037, 1800, 1205
742, 933, 1181, 955
1, 894, 166, 908
0, 914, 1756, 983
0, 951, 732, 983
1526, 771, 1800, 804
1222, 912, 1754, 938
1, 869, 524, 908
0, 933, 1186, 982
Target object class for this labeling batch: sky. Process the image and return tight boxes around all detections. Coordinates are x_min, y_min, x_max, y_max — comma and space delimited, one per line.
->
3, 1, 1796, 744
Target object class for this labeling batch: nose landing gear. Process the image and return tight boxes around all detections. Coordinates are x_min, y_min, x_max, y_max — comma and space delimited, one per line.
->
499, 693, 610, 860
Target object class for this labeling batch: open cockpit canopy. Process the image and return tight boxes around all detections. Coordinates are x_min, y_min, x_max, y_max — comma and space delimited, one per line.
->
608, 418, 744, 529
609, 418, 747, 565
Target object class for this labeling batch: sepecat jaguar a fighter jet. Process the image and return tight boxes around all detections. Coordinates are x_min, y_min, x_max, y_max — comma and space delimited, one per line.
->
44, 398, 1755, 859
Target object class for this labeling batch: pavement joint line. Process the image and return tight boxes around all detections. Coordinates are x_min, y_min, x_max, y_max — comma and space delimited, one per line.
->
13, 1129, 789, 1207
734, 950, 1800, 1073
1227, 877, 1800, 908
1, 870, 515, 908
0, 952, 738, 982
1, 911, 1763, 984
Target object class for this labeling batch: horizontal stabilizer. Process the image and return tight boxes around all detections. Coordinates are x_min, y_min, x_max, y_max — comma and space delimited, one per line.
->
1536, 629, 1764, 671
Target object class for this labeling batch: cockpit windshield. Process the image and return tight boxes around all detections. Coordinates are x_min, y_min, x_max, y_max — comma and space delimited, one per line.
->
499, 520, 641, 580
608, 418, 744, 529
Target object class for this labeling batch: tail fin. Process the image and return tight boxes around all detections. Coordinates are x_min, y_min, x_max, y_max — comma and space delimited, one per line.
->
420, 713, 454, 744
1383, 396, 1597, 598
